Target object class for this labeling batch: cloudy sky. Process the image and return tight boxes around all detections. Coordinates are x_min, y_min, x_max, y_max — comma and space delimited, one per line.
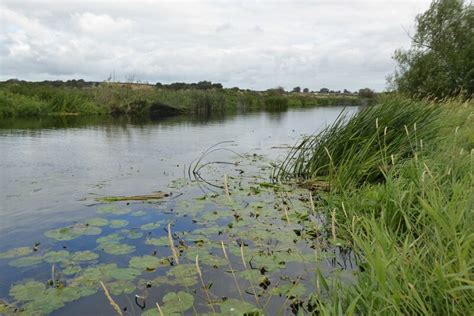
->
0, 0, 431, 91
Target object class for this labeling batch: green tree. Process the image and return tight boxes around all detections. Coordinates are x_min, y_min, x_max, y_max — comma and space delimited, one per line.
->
390, 0, 474, 99
358, 88, 376, 98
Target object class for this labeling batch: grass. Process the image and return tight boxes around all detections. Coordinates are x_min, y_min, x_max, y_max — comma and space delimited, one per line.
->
0, 81, 364, 118
277, 96, 474, 314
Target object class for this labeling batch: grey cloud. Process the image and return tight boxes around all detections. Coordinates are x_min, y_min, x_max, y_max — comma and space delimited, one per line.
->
0, 0, 432, 91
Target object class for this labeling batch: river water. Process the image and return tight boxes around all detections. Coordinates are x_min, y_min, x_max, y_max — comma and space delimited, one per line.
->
0, 106, 358, 315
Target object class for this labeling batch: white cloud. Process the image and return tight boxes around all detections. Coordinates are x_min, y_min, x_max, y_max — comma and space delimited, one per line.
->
0, 0, 432, 91
73, 12, 133, 34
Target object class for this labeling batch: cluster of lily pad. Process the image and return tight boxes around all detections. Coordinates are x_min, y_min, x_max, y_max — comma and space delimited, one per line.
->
0, 156, 350, 315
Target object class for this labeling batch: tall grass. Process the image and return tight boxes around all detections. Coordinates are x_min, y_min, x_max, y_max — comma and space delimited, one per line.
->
0, 81, 366, 118
276, 95, 441, 189
278, 96, 473, 314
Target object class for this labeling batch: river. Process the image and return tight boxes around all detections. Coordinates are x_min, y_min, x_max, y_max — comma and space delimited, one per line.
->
0, 105, 358, 315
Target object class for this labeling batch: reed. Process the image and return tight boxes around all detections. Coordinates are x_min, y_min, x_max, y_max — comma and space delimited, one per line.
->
276, 95, 441, 190
280, 96, 474, 314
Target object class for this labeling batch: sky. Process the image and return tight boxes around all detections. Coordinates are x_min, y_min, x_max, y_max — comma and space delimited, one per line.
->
0, 0, 432, 91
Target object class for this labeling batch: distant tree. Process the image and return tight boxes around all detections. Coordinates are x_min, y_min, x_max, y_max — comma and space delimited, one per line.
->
319, 88, 329, 93
303, 88, 309, 93
390, 0, 474, 99
292, 86, 301, 93
358, 88, 376, 98
343, 89, 351, 94
267, 86, 285, 95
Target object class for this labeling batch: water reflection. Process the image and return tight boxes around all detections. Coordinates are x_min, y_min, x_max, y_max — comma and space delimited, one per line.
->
0, 106, 358, 237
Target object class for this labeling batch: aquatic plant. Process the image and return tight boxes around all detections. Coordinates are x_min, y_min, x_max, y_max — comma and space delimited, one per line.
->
276, 95, 441, 189
279, 97, 474, 314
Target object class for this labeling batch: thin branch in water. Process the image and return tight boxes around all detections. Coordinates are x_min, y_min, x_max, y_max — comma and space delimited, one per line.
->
156, 302, 164, 316
168, 223, 180, 264
100, 281, 123, 316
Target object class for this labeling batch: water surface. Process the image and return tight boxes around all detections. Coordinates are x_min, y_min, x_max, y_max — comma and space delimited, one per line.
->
0, 106, 358, 315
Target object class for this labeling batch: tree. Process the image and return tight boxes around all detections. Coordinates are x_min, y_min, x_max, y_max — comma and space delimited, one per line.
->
292, 86, 301, 93
358, 88, 376, 98
319, 88, 329, 93
390, 0, 474, 99
303, 88, 309, 93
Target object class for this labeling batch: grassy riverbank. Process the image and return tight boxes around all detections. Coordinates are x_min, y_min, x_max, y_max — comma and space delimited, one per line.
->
277, 96, 473, 314
0, 81, 363, 118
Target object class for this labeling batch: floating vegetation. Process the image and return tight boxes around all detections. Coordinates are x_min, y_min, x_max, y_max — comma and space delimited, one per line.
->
85, 217, 109, 227
0, 150, 350, 315
97, 205, 131, 215
71, 251, 99, 262
43, 250, 70, 263
219, 299, 259, 315
109, 219, 128, 228
129, 255, 169, 271
0, 246, 33, 259
131, 210, 146, 217
45, 223, 101, 241
97, 241, 136, 255
140, 221, 162, 231
9, 255, 43, 267
96, 191, 167, 202
121, 229, 143, 239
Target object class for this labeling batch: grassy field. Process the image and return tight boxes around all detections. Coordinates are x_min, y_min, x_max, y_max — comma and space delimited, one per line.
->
0, 81, 363, 118
276, 96, 474, 314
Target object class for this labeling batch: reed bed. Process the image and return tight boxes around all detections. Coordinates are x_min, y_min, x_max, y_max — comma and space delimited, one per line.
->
276, 95, 441, 190
277, 96, 474, 314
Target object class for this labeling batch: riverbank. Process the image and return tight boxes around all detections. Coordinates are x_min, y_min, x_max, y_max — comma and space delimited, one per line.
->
0, 81, 365, 118
277, 95, 473, 314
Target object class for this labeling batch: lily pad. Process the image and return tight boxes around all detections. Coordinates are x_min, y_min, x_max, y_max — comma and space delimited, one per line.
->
71, 251, 99, 262
165, 264, 198, 287
131, 210, 146, 217
270, 283, 307, 298
161, 291, 194, 315
121, 229, 144, 239
97, 205, 131, 215
85, 218, 109, 227
110, 219, 128, 229
98, 242, 135, 255
62, 265, 82, 275
97, 233, 123, 244
106, 266, 141, 281
0, 247, 33, 259
10, 281, 46, 301
145, 237, 168, 246
185, 247, 226, 267
140, 221, 161, 231
129, 255, 167, 271
108, 280, 136, 295
45, 224, 101, 241
9, 256, 43, 267
219, 299, 259, 315
43, 250, 71, 263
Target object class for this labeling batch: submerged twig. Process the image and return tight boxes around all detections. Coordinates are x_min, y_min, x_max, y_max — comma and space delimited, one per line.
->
156, 302, 164, 316
100, 281, 123, 316
168, 223, 180, 264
